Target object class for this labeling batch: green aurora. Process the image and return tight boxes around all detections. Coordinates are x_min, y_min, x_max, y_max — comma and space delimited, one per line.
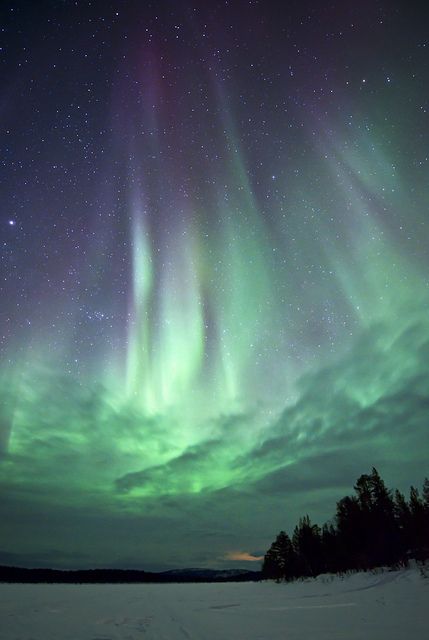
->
1, 1, 428, 570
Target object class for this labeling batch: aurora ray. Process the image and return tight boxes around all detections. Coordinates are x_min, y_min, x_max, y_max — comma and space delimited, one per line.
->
0, 1, 428, 570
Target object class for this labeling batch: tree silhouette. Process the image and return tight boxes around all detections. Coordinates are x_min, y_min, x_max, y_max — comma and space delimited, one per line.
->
408, 486, 426, 557
292, 516, 322, 577
262, 531, 296, 581
263, 469, 429, 582
394, 489, 411, 562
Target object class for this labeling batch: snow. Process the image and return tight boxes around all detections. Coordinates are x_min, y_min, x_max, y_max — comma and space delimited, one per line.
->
0, 566, 427, 639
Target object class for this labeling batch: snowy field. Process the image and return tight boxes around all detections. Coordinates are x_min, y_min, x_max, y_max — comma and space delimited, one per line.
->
0, 567, 427, 639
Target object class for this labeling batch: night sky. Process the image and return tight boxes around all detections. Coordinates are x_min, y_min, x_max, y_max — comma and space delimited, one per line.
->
1, 0, 429, 571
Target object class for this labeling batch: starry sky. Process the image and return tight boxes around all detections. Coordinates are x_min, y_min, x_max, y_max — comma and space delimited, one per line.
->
1, 0, 428, 571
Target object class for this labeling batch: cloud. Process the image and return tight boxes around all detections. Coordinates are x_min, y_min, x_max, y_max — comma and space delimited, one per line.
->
115, 411, 259, 495
224, 551, 264, 562
115, 438, 223, 494
243, 322, 429, 476
1, 316, 429, 569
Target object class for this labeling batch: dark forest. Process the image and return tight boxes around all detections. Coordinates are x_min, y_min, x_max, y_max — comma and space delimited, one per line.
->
263, 468, 429, 581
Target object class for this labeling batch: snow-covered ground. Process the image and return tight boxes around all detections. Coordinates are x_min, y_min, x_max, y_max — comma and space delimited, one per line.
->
0, 566, 427, 639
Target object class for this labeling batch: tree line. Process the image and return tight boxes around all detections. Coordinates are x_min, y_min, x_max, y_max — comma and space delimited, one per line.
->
262, 468, 429, 581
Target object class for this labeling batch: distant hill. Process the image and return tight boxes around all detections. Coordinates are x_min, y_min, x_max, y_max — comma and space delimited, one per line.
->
160, 568, 262, 582
0, 565, 262, 584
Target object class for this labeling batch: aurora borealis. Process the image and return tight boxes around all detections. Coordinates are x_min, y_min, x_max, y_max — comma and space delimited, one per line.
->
1, 1, 429, 570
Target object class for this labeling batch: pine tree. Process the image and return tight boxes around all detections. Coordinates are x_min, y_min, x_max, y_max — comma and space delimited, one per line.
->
262, 531, 296, 581
422, 478, 429, 511
321, 523, 340, 573
394, 489, 411, 561
409, 486, 427, 558
336, 494, 365, 570
262, 546, 283, 582
354, 473, 373, 510
292, 515, 322, 577
368, 468, 398, 566
351, 468, 398, 567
